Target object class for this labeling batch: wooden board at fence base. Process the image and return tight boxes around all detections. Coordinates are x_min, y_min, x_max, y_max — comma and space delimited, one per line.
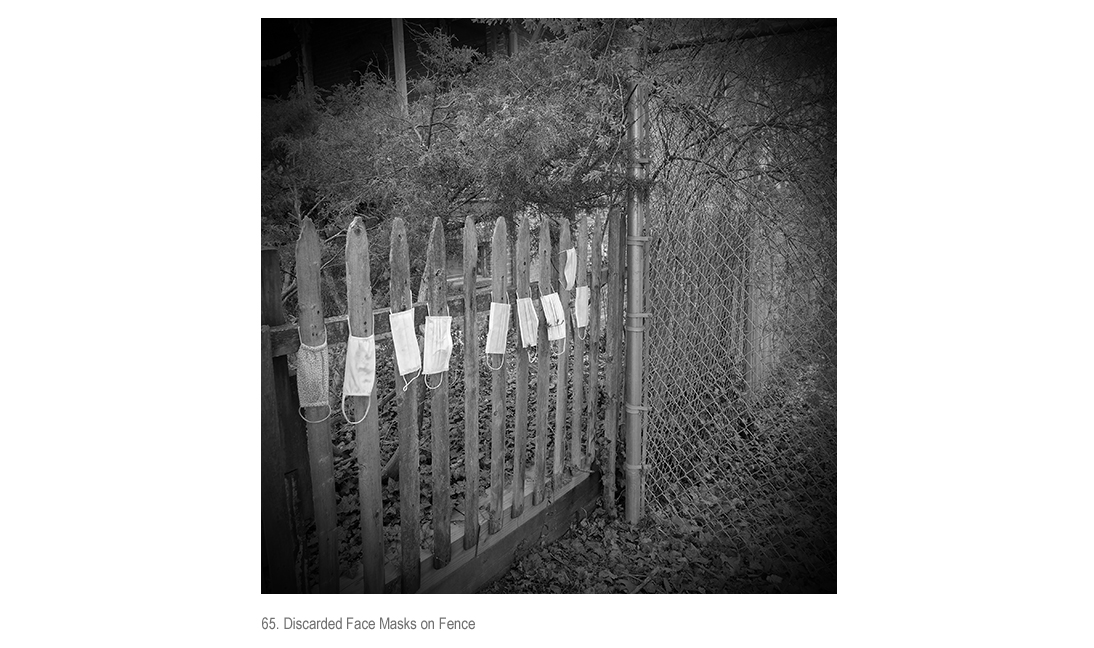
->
339, 468, 601, 594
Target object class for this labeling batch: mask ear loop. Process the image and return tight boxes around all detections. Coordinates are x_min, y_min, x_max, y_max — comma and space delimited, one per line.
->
574, 304, 587, 342
399, 368, 421, 392
525, 307, 538, 364
300, 403, 332, 423
296, 327, 332, 424
424, 372, 444, 390
341, 393, 372, 425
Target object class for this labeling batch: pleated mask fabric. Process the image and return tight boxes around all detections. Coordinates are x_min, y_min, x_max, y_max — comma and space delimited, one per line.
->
423, 315, 453, 375
388, 308, 421, 376
342, 333, 375, 396
541, 292, 567, 341
517, 297, 539, 348
486, 301, 510, 354
563, 247, 577, 290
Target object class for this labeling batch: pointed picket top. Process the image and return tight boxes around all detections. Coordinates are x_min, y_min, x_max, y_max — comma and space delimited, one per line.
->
515, 216, 530, 297
491, 216, 508, 277
346, 216, 374, 337
295, 217, 325, 345
425, 217, 448, 315
538, 220, 552, 298
390, 218, 413, 311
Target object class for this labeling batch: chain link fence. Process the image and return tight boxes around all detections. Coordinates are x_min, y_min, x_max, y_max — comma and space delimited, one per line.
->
640, 22, 836, 590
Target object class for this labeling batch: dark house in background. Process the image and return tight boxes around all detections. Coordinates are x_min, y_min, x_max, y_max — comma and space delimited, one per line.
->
262, 19, 535, 99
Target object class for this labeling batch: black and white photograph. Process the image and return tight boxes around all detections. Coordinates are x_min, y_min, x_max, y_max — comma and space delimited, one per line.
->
261, 18, 836, 594
9, 3, 1094, 644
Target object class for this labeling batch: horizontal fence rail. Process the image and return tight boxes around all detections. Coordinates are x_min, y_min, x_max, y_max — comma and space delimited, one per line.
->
266, 268, 611, 359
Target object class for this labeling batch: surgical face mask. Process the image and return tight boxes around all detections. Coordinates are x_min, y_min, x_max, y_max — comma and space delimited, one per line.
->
486, 301, 510, 359
388, 308, 421, 389
563, 247, 577, 290
422, 315, 453, 388
296, 338, 331, 423
341, 333, 375, 424
574, 285, 590, 329
541, 292, 566, 341
516, 297, 539, 348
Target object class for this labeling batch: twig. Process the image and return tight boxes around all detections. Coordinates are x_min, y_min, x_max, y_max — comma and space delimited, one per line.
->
630, 567, 660, 594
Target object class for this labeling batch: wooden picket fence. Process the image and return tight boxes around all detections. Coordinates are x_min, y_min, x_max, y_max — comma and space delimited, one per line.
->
261, 210, 627, 593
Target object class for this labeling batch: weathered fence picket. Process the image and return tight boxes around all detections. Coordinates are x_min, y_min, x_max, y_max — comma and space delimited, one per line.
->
389, 217, 421, 593
585, 212, 603, 469
541, 222, 558, 492
556, 220, 574, 473
462, 217, 480, 551
572, 215, 588, 470
296, 217, 340, 593
488, 217, 508, 534
346, 217, 384, 593
512, 216, 531, 518
424, 218, 451, 568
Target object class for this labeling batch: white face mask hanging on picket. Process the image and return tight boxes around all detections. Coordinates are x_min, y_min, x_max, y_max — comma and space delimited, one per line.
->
485, 301, 510, 370
341, 331, 375, 424
541, 292, 566, 342
388, 307, 421, 390
574, 285, 590, 339
296, 333, 332, 424
422, 315, 453, 389
563, 247, 577, 290
516, 296, 539, 348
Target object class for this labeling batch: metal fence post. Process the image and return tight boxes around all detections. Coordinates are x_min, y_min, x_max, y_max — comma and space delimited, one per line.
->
624, 43, 650, 525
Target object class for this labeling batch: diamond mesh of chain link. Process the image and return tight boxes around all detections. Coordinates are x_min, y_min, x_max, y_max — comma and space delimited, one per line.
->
641, 23, 836, 588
